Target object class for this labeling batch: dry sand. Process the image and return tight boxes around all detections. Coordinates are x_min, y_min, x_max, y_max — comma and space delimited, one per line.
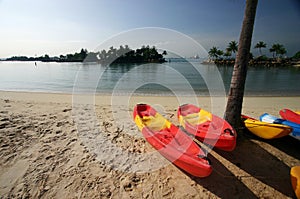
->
0, 91, 300, 198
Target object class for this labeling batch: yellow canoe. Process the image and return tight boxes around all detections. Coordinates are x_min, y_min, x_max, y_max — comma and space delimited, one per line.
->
291, 166, 300, 198
242, 115, 292, 139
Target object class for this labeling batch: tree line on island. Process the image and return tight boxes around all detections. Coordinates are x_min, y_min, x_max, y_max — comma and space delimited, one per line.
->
207, 41, 300, 66
5, 42, 299, 67
5, 45, 167, 64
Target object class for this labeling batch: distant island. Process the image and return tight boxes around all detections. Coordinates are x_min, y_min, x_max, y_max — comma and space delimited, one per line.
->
4, 41, 300, 67
5, 45, 167, 64
205, 41, 300, 67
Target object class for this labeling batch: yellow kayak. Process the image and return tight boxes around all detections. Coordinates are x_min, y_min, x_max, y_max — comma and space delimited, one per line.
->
242, 115, 292, 139
291, 166, 300, 198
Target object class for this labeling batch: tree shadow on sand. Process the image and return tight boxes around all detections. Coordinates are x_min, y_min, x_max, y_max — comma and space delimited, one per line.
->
187, 154, 258, 199
214, 132, 296, 198
265, 135, 300, 161
243, 129, 300, 161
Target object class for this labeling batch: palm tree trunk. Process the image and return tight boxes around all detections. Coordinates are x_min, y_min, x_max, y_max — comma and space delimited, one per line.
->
259, 48, 262, 56
224, 0, 258, 129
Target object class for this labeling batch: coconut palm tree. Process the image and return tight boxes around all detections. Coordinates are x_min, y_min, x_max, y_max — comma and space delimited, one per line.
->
208, 47, 223, 60
224, 0, 258, 129
217, 49, 224, 59
254, 41, 266, 56
227, 41, 238, 58
270, 43, 286, 58
208, 46, 219, 60
269, 46, 276, 58
278, 47, 287, 58
223, 50, 232, 60
108, 46, 117, 62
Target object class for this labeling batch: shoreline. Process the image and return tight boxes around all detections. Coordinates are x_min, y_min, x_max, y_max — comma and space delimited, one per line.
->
1, 90, 299, 116
2, 89, 300, 99
202, 58, 300, 67
1, 89, 300, 97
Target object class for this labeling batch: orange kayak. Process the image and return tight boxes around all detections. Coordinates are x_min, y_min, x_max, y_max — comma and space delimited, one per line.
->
133, 104, 212, 177
291, 166, 300, 198
178, 104, 236, 151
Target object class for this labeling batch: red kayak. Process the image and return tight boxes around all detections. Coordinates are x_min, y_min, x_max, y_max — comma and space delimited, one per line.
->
133, 104, 212, 177
178, 104, 236, 151
280, 109, 300, 124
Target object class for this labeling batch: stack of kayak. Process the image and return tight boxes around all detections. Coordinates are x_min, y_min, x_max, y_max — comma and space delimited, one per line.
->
260, 111, 300, 137
279, 109, 300, 199
242, 109, 300, 198
242, 108, 300, 139
280, 109, 300, 124
133, 103, 236, 177
280, 110, 300, 199
241, 115, 293, 139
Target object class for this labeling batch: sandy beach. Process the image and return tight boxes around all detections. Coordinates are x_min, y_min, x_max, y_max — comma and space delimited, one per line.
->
0, 91, 300, 198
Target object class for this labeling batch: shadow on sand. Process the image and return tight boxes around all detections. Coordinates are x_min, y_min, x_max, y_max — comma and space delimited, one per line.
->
243, 129, 300, 161
265, 135, 300, 161
188, 153, 258, 199
214, 132, 296, 198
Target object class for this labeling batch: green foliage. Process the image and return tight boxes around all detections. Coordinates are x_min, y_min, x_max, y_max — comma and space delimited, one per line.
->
6, 49, 88, 62
5, 46, 166, 64
208, 46, 223, 60
254, 55, 268, 61
226, 41, 238, 55
269, 43, 287, 58
109, 45, 165, 64
223, 50, 231, 59
254, 41, 267, 55
208, 41, 295, 63
6, 56, 30, 61
64, 49, 88, 62
292, 51, 300, 59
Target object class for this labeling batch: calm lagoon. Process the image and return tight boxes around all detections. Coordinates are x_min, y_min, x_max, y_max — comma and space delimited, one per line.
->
0, 59, 299, 96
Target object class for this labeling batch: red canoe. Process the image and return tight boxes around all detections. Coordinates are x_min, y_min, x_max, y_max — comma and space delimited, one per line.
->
178, 104, 236, 151
280, 109, 300, 124
133, 104, 212, 177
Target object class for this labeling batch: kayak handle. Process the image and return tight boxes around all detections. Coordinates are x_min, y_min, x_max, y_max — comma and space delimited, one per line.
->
224, 128, 234, 136
198, 155, 212, 165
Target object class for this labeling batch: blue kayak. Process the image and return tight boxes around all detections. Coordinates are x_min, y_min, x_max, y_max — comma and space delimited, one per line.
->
260, 113, 300, 136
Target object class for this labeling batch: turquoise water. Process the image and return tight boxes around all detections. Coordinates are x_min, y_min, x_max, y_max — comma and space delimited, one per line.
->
0, 60, 299, 96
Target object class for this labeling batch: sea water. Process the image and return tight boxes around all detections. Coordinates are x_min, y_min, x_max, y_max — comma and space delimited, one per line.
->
0, 59, 299, 96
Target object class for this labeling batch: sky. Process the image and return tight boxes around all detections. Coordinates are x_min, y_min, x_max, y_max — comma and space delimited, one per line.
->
0, 0, 299, 58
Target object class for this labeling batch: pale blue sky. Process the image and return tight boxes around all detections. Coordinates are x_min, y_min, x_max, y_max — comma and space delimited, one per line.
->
0, 0, 299, 58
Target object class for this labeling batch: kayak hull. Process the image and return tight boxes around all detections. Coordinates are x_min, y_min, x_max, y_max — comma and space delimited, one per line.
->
260, 113, 300, 136
242, 115, 292, 139
178, 104, 236, 151
133, 104, 212, 177
291, 166, 300, 199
